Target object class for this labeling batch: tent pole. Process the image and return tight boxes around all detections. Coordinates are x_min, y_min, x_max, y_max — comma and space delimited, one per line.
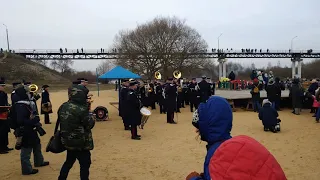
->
118, 79, 121, 102
96, 68, 100, 97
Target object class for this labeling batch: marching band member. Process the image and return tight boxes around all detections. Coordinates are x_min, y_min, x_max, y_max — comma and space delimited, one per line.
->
198, 76, 211, 103
186, 96, 286, 180
188, 78, 200, 112
148, 82, 156, 110
139, 82, 147, 106
0, 78, 13, 154
24, 81, 40, 113
40, 85, 52, 124
126, 81, 142, 140
165, 77, 177, 124
68, 80, 81, 99
77, 78, 89, 93
156, 82, 165, 114
183, 81, 190, 105
120, 79, 130, 130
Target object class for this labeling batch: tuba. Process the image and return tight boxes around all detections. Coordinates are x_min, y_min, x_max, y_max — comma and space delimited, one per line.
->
29, 84, 41, 100
155, 71, 161, 80
173, 70, 182, 79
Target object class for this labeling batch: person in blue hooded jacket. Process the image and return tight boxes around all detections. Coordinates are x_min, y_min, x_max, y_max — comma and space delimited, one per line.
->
186, 96, 287, 180
187, 96, 232, 180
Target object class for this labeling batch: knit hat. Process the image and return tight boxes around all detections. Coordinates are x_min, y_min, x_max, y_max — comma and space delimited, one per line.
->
262, 99, 272, 106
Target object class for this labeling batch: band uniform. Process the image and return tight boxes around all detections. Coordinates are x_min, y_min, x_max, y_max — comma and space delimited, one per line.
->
41, 85, 52, 124
188, 78, 201, 112
119, 79, 130, 130
165, 78, 177, 124
0, 78, 13, 154
156, 82, 166, 114
125, 81, 142, 140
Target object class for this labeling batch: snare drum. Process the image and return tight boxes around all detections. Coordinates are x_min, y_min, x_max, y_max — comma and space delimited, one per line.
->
0, 106, 11, 120
93, 106, 108, 121
140, 107, 152, 129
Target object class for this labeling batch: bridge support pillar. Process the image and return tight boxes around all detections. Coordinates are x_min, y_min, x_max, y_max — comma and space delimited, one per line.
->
218, 58, 227, 78
223, 59, 227, 78
218, 59, 223, 78
291, 60, 296, 79
297, 59, 302, 78
291, 58, 303, 78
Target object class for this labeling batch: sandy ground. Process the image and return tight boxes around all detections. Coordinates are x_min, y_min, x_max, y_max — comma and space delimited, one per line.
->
0, 89, 319, 180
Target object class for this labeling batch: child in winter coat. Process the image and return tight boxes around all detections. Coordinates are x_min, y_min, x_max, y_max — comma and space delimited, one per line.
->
259, 99, 279, 133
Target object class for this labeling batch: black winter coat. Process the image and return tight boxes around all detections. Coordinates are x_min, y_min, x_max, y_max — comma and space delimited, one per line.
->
41, 90, 52, 114
16, 102, 41, 148
290, 84, 303, 108
165, 83, 177, 112
259, 103, 279, 128
126, 89, 142, 126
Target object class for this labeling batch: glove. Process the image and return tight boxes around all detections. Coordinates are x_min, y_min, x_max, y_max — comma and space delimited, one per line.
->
186, 171, 200, 180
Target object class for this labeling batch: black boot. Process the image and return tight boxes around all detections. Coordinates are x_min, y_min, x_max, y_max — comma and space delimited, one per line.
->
23, 169, 39, 175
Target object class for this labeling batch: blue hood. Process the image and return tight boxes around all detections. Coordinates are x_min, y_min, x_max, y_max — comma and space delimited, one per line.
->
197, 96, 233, 145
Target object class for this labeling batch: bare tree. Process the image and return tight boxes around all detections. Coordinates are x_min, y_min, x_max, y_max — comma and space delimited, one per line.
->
96, 60, 115, 75
50, 59, 74, 74
113, 16, 208, 79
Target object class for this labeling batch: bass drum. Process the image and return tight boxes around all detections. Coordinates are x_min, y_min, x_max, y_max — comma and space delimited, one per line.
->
93, 106, 108, 121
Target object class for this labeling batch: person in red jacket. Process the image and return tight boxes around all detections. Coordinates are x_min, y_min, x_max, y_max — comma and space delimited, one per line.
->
186, 96, 287, 180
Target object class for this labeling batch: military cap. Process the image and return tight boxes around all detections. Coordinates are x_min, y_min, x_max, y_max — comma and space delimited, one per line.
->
42, 85, 50, 89
72, 80, 81, 85
129, 81, 138, 86
77, 78, 88, 82
192, 78, 196, 80
24, 82, 32, 85
0, 80, 5, 86
167, 77, 173, 81
202, 75, 207, 79
12, 82, 21, 87
121, 79, 129, 83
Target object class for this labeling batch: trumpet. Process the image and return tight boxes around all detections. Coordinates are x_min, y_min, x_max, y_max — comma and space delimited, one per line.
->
155, 71, 161, 80
173, 70, 182, 79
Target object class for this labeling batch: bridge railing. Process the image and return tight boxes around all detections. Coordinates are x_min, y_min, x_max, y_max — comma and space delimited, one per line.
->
12, 49, 320, 54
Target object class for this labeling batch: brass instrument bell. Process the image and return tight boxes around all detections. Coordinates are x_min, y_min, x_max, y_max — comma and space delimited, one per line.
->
173, 70, 182, 79
155, 71, 161, 80
29, 84, 38, 93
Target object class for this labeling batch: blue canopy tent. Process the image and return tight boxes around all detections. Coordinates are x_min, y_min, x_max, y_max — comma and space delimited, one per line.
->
97, 66, 141, 109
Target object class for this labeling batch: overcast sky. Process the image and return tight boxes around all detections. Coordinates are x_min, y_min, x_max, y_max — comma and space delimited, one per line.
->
1, 0, 319, 71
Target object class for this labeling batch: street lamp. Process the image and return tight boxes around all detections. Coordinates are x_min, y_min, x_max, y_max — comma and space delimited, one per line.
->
2, 24, 10, 51
290, 36, 297, 52
218, 33, 223, 51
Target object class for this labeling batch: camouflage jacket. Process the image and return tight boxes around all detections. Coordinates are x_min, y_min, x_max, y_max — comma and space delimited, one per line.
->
59, 85, 95, 151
